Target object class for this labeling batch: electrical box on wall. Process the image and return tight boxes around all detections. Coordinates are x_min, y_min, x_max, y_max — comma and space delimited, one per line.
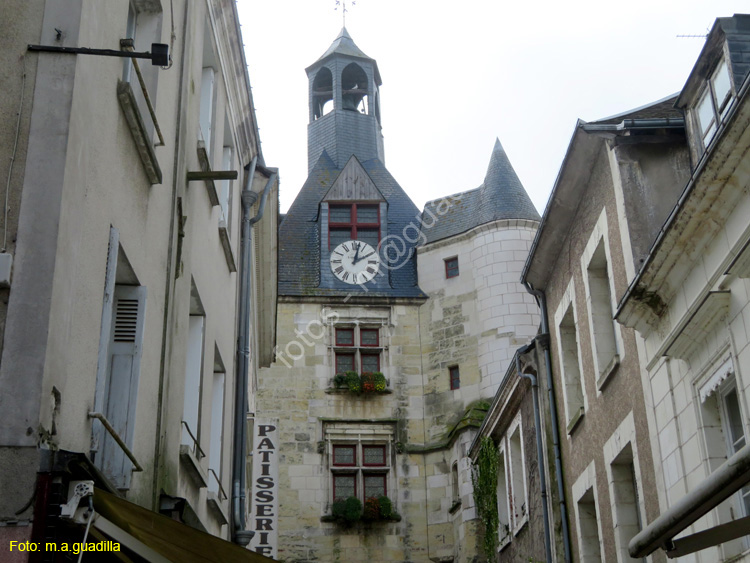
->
0, 253, 12, 288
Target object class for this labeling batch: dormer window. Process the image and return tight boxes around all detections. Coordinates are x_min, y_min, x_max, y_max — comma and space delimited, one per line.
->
329, 203, 380, 249
695, 57, 733, 149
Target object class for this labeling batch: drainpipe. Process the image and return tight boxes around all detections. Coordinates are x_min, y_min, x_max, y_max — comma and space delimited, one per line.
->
516, 342, 552, 563
524, 282, 573, 563
232, 157, 277, 545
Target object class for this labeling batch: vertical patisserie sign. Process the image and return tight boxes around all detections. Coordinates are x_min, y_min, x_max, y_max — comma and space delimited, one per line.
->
248, 419, 279, 558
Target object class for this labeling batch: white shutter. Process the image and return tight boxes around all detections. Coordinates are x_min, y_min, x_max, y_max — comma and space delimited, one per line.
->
92, 227, 119, 454
98, 284, 147, 489
182, 315, 205, 446
208, 370, 225, 494
219, 146, 233, 224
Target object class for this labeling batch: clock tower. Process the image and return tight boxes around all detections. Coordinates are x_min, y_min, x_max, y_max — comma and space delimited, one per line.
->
255, 27, 541, 563
278, 27, 423, 299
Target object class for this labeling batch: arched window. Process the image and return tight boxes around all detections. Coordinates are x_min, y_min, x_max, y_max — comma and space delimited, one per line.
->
341, 63, 368, 114
312, 67, 333, 119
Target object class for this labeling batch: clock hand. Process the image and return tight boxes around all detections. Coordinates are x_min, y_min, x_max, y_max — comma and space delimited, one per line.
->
353, 242, 360, 264
353, 251, 375, 265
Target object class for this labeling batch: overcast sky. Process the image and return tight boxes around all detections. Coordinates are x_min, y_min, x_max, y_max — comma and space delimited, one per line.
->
238, 1, 747, 215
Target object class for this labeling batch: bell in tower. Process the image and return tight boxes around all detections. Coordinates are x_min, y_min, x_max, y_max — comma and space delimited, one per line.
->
341, 63, 367, 112
305, 28, 385, 172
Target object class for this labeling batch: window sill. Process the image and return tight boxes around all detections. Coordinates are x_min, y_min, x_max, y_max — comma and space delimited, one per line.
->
566, 406, 585, 436
196, 141, 220, 207
179, 444, 208, 488
218, 220, 237, 273
512, 515, 528, 537
206, 490, 228, 525
596, 354, 620, 391
117, 80, 162, 184
498, 529, 511, 551
320, 513, 402, 524
326, 387, 392, 395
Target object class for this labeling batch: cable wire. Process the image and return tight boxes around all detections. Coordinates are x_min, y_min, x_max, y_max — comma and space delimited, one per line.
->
4, 56, 26, 252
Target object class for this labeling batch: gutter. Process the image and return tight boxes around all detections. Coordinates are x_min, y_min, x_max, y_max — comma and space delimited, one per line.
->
515, 342, 553, 563
629, 442, 750, 557
232, 158, 277, 545
523, 283, 573, 563
581, 117, 685, 133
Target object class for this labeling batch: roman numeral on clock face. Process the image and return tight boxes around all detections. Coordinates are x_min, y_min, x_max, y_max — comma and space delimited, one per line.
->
335, 266, 344, 274
342, 272, 349, 281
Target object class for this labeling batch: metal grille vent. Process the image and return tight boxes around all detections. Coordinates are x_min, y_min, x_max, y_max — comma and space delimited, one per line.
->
114, 299, 139, 342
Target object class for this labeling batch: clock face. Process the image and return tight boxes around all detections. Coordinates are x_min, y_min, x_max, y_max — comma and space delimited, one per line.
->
330, 240, 381, 285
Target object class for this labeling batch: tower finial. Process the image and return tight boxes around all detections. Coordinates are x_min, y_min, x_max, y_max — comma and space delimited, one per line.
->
334, 0, 356, 27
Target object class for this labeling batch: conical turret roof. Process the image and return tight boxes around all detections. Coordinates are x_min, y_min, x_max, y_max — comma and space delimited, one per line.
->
421, 139, 540, 244
478, 138, 539, 224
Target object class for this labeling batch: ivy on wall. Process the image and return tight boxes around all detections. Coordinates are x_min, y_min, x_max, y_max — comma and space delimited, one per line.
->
472, 436, 499, 560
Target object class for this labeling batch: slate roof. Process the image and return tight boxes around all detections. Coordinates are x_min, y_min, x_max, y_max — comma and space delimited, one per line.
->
315, 27, 372, 62
308, 27, 382, 84
421, 139, 540, 245
278, 152, 425, 298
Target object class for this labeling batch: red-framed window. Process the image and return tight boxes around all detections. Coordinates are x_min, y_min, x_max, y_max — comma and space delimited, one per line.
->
329, 203, 380, 250
360, 328, 379, 347
362, 445, 386, 466
363, 473, 387, 499
335, 328, 354, 346
333, 473, 357, 501
361, 354, 380, 374
445, 256, 459, 279
449, 365, 460, 390
335, 353, 355, 373
332, 445, 357, 466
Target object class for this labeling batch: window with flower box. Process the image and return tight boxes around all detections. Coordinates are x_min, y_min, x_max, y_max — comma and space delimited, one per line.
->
331, 443, 388, 501
334, 325, 383, 376
324, 423, 398, 523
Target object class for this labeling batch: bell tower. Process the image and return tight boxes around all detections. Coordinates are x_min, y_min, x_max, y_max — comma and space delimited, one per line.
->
306, 28, 385, 172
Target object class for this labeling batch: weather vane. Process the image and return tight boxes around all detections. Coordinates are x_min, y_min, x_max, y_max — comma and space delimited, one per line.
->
335, 0, 356, 27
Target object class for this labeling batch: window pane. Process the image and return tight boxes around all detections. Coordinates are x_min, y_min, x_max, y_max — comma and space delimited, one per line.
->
336, 353, 355, 373
450, 366, 460, 390
697, 90, 716, 143
363, 445, 385, 466
330, 206, 352, 224
364, 474, 386, 499
712, 59, 732, 115
333, 445, 356, 466
356, 205, 379, 224
360, 329, 379, 346
336, 328, 354, 346
361, 354, 379, 373
357, 228, 379, 247
334, 474, 356, 500
445, 257, 459, 278
331, 228, 353, 250
724, 388, 745, 453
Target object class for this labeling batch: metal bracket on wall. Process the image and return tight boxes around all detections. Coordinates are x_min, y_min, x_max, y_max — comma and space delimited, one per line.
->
27, 43, 169, 66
